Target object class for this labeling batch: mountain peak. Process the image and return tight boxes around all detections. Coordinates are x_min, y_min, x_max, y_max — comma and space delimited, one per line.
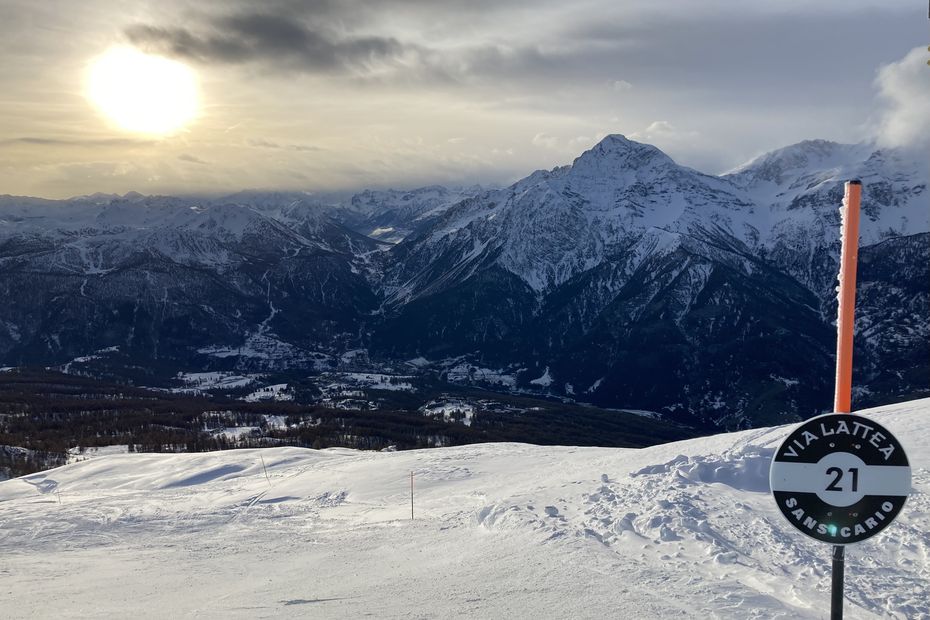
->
592, 133, 659, 153
570, 134, 674, 177
726, 139, 869, 185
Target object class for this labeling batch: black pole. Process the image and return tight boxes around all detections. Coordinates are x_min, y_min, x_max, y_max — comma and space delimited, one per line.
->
831, 545, 845, 619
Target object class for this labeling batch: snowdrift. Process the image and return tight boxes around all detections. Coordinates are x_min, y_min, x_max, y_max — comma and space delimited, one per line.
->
1, 398, 928, 618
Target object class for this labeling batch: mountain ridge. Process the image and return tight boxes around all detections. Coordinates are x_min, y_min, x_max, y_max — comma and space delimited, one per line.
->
0, 134, 925, 429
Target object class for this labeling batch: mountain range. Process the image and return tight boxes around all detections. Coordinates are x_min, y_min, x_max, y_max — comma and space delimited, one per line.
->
0, 135, 925, 428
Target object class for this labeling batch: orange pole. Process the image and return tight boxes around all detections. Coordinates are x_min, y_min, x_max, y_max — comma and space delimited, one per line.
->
833, 180, 862, 414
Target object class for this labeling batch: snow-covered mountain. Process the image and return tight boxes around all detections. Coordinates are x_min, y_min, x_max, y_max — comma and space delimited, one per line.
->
726, 140, 927, 295
338, 185, 485, 243
0, 192, 381, 367
2, 397, 927, 618
382, 136, 756, 302
375, 136, 927, 426
384, 137, 926, 303
0, 135, 925, 427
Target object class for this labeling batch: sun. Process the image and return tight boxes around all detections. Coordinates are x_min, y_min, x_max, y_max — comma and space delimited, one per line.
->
86, 47, 199, 135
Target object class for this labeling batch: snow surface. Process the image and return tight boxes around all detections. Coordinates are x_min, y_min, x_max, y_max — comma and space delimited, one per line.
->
1, 398, 928, 618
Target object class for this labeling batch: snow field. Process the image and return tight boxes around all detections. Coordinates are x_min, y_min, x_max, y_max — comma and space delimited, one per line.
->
0, 398, 928, 618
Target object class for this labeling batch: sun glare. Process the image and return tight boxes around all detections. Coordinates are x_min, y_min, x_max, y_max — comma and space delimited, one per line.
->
86, 47, 199, 135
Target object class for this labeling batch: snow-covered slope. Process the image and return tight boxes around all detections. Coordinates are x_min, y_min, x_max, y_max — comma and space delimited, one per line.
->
1, 397, 927, 618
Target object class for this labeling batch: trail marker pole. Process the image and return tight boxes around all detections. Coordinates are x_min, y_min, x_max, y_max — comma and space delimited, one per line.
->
260, 453, 271, 488
834, 180, 861, 416
410, 471, 414, 520
831, 180, 861, 620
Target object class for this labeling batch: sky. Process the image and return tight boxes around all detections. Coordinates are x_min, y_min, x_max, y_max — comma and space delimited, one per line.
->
0, 0, 926, 198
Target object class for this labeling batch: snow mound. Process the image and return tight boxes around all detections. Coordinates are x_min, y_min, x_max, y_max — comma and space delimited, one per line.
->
631, 445, 775, 493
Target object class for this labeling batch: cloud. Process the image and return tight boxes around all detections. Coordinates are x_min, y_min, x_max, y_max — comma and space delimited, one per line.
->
178, 153, 208, 165
529, 133, 602, 156
873, 46, 930, 148
119, 1, 621, 87
531, 133, 560, 149
628, 121, 714, 168
568, 135, 601, 150
0, 0, 922, 196
629, 121, 697, 143
119, 1, 919, 106
642, 121, 674, 135
125, 13, 412, 76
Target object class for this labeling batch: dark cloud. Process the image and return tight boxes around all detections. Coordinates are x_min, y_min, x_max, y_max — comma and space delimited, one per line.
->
122, 4, 563, 83
126, 12, 410, 75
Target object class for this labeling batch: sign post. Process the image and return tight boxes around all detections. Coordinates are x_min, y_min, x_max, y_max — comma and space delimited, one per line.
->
831, 545, 844, 618
769, 181, 912, 620
832, 178, 861, 620
831, 178, 861, 620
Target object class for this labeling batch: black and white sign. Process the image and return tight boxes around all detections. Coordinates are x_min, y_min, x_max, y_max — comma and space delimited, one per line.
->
770, 413, 910, 545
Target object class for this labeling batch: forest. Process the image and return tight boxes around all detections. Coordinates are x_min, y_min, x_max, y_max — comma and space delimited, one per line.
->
0, 368, 694, 479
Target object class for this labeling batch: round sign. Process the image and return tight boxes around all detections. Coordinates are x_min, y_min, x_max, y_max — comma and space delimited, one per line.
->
770, 413, 910, 545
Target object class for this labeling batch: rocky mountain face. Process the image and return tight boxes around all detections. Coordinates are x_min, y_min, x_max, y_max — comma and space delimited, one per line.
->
0, 136, 925, 428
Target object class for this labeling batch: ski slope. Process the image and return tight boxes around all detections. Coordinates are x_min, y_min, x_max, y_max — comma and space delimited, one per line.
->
1, 399, 928, 619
